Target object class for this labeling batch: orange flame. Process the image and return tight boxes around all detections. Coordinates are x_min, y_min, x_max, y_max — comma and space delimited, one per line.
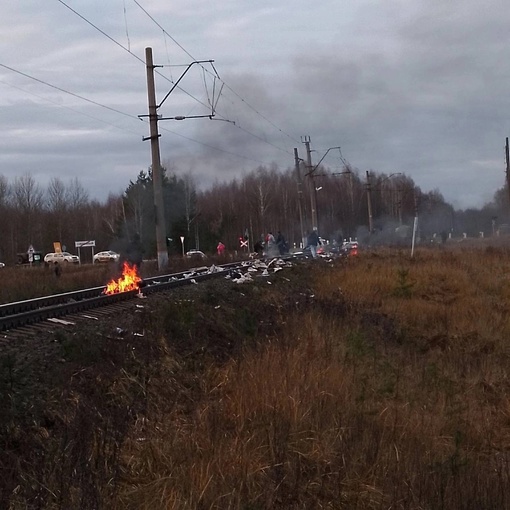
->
103, 262, 142, 295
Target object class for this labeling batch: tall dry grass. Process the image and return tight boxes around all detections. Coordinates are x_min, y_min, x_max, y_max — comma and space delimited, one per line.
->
0, 264, 118, 303
116, 247, 510, 509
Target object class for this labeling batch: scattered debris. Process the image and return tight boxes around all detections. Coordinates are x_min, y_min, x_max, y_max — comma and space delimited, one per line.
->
81, 314, 99, 320
47, 318, 75, 325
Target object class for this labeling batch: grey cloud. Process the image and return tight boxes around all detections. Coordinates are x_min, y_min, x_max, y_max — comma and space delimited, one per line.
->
2, 0, 510, 210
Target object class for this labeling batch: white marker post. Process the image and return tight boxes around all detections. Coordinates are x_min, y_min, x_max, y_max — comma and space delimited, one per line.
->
180, 236, 185, 257
411, 217, 418, 258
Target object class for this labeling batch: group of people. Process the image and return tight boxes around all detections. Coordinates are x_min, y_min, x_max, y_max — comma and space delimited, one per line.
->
253, 231, 289, 258
216, 228, 322, 259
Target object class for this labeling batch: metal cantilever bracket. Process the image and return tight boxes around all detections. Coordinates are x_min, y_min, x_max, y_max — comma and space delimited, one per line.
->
142, 134, 161, 142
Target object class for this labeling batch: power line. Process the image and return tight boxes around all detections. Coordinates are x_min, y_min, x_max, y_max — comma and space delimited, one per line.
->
158, 124, 269, 165
56, 0, 297, 157
56, 0, 143, 64
55, 0, 212, 112
0, 62, 279, 168
0, 62, 141, 121
0, 79, 143, 137
130, 0, 300, 146
220, 82, 301, 145
4, 2, 298, 171
132, 0, 195, 61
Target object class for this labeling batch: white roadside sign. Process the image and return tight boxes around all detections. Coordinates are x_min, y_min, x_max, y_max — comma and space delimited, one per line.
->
75, 240, 95, 248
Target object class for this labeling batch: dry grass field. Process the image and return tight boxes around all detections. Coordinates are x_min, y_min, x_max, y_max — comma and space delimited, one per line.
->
2, 245, 510, 509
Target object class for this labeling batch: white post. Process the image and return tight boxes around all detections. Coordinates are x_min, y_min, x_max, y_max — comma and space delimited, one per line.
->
180, 236, 185, 257
411, 216, 418, 257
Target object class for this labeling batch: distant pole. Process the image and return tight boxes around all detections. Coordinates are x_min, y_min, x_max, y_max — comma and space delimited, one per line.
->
366, 171, 373, 234
304, 137, 318, 232
506, 137, 510, 207
294, 148, 305, 247
411, 189, 419, 257
397, 188, 403, 225
145, 47, 169, 270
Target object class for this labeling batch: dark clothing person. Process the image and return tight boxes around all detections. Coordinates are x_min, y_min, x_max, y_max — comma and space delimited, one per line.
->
307, 230, 319, 246
254, 240, 264, 256
276, 231, 287, 255
306, 230, 320, 258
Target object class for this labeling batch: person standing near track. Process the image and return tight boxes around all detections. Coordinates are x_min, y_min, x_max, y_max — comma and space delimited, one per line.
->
306, 229, 320, 258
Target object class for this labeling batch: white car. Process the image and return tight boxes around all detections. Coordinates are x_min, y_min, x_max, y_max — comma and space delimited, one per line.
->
186, 250, 207, 259
0, 262, 5, 268
44, 252, 80, 264
93, 251, 120, 263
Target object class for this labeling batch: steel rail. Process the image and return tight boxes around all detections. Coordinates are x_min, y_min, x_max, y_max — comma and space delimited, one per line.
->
0, 259, 279, 332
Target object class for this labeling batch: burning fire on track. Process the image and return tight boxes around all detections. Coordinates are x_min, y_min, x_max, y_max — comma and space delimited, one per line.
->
103, 262, 142, 295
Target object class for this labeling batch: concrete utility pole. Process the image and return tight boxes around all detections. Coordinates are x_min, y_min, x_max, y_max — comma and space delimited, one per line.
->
506, 137, 510, 207
145, 47, 168, 270
397, 188, 403, 226
303, 137, 318, 232
294, 148, 305, 247
366, 170, 373, 234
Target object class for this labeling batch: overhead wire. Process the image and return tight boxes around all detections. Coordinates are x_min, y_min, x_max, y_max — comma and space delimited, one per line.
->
0, 60, 269, 170
56, 0, 212, 112
0, 78, 143, 137
56, 0, 296, 160
0, 62, 141, 122
55, 0, 143, 64
3, 1, 299, 171
123, 0, 131, 52
157, 124, 268, 166
58, 0, 298, 156
0, 59, 273, 166
130, 0, 300, 148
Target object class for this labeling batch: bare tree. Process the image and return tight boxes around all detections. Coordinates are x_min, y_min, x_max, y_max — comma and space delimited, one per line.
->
0, 174, 11, 260
47, 177, 68, 241
67, 177, 89, 210
47, 177, 67, 212
12, 173, 45, 249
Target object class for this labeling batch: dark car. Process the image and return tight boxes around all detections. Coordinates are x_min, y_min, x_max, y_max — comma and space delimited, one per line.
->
16, 251, 43, 265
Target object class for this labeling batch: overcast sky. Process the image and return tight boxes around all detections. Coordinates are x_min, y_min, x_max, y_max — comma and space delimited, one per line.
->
2, 0, 509, 209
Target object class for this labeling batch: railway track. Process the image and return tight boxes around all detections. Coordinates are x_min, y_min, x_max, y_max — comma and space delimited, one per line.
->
0, 257, 298, 334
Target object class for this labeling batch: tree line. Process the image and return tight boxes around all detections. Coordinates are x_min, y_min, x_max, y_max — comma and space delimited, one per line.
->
0, 165, 508, 264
